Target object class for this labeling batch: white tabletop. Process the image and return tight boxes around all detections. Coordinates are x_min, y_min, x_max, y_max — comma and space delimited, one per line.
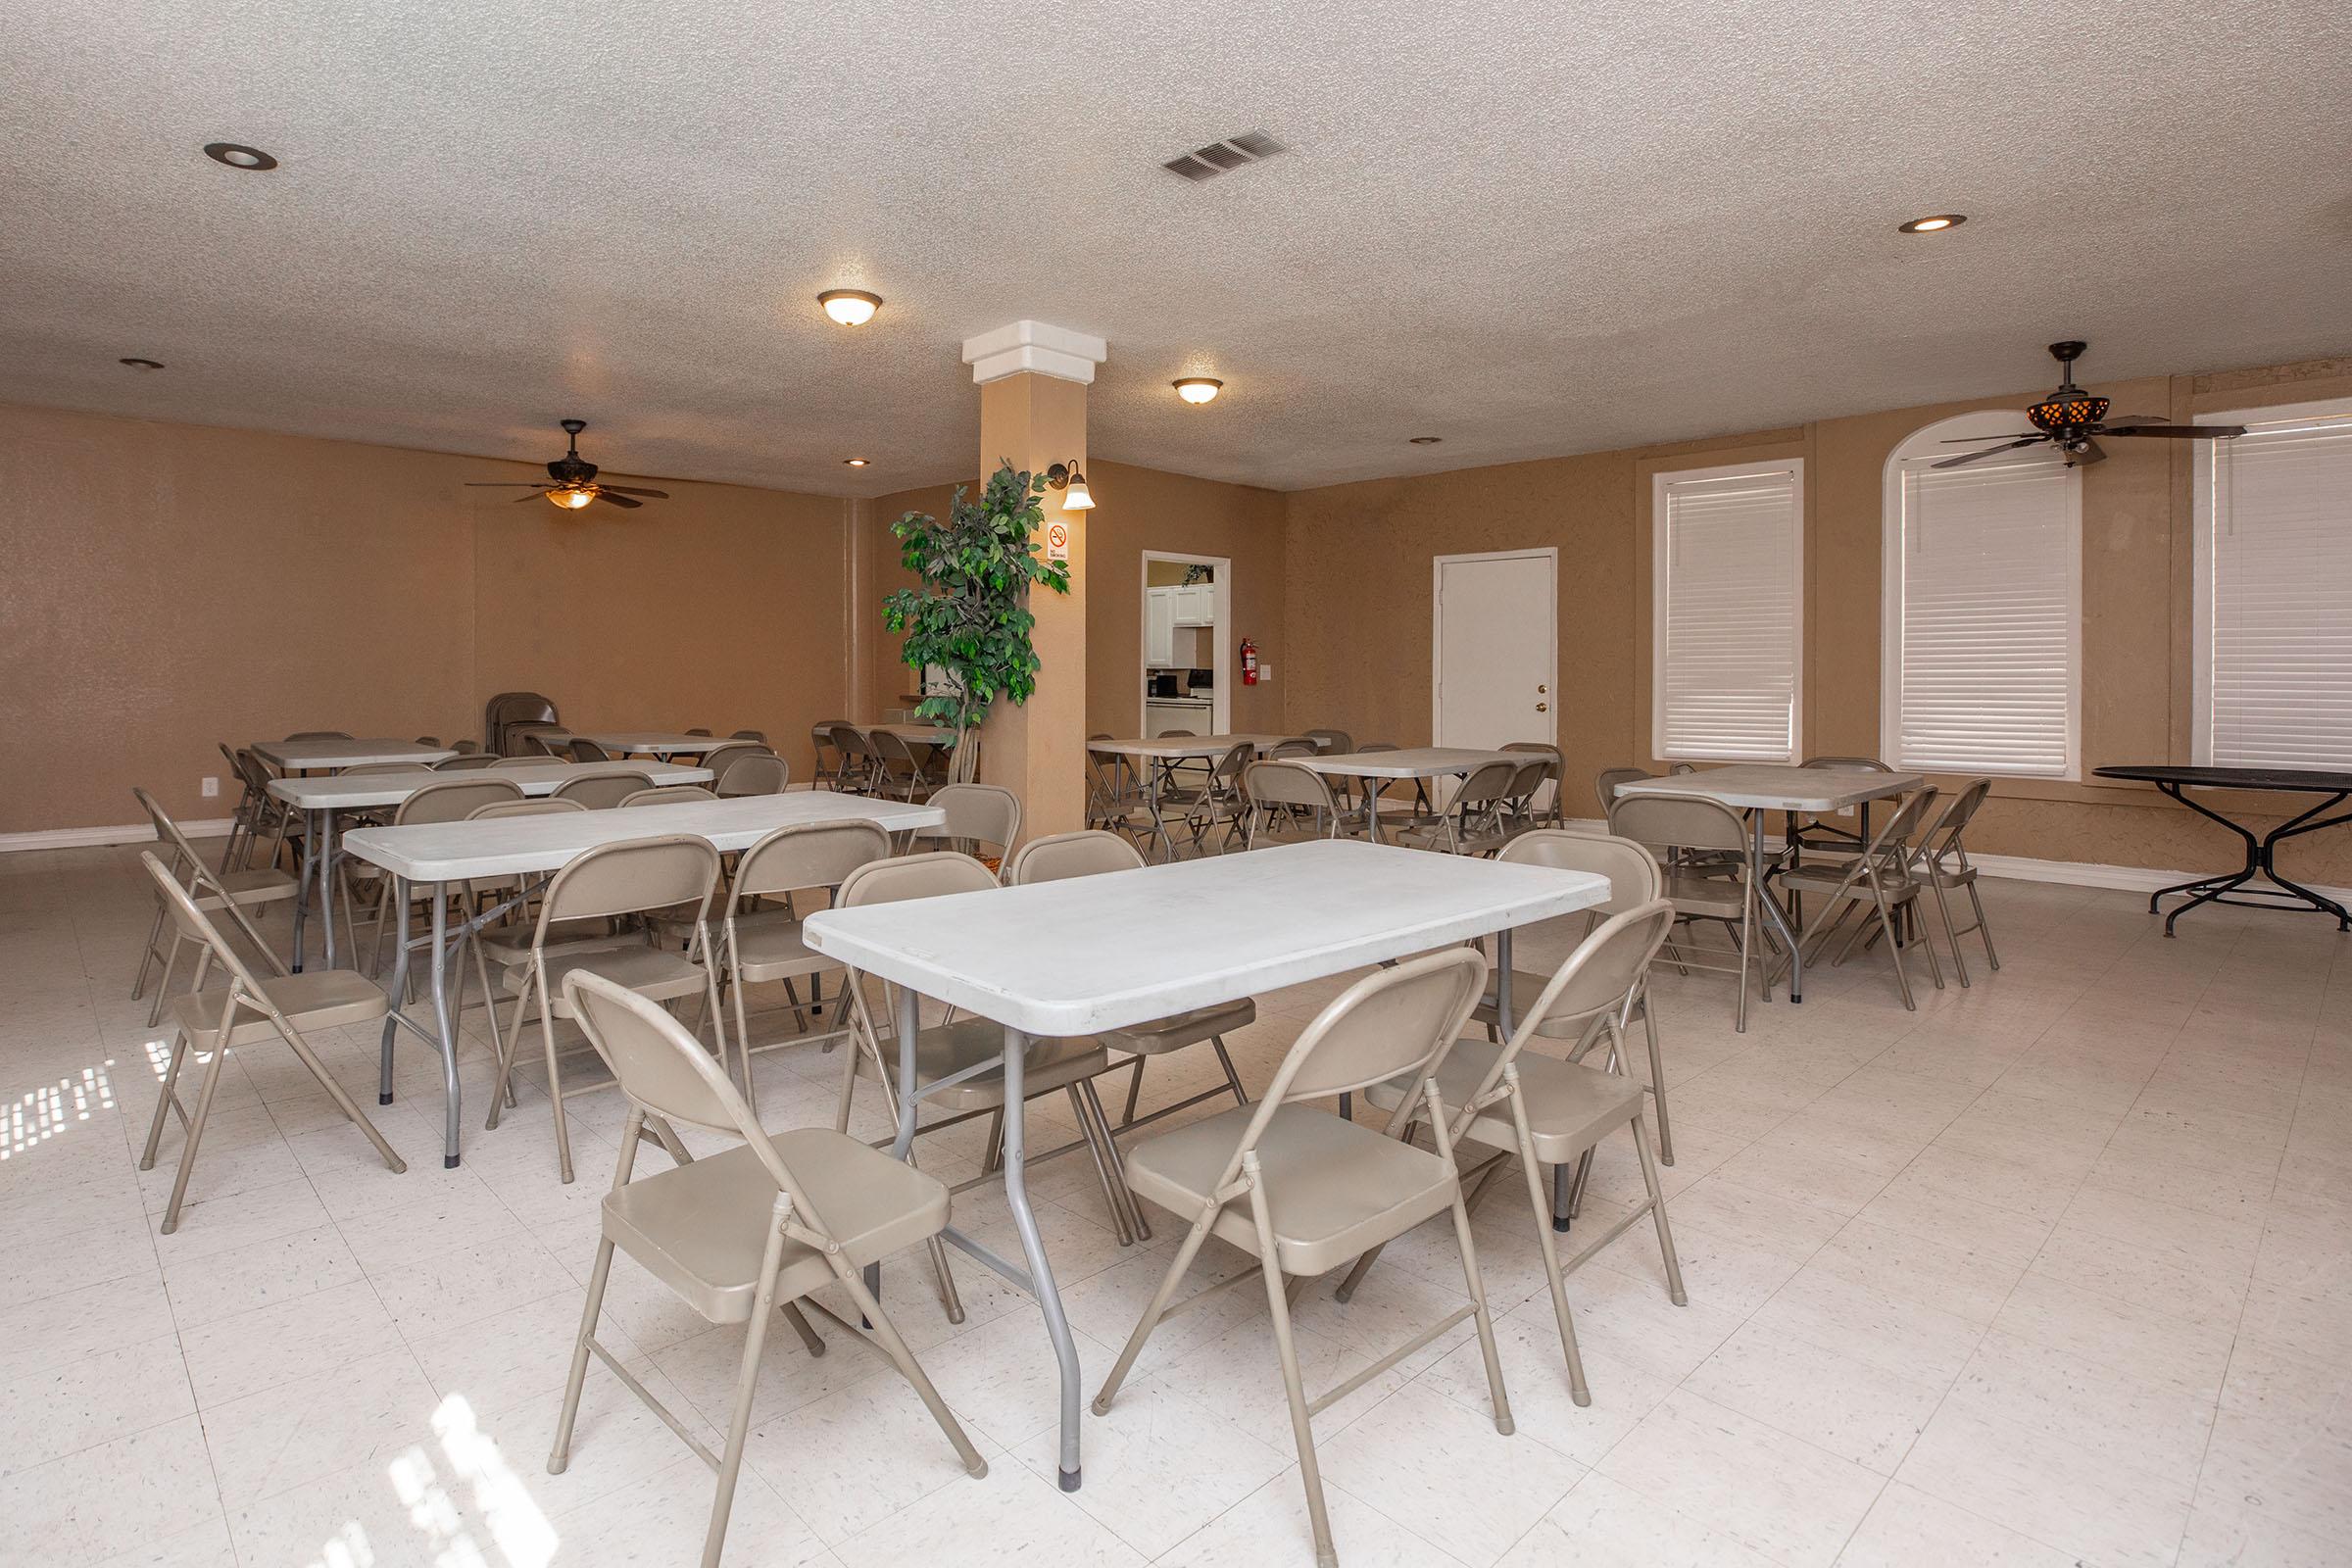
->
1090, 734, 1290, 760
269, 760, 712, 810
1616, 764, 1922, 813
1292, 748, 1522, 780
579, 732, 726, 756
340, 790, 945, 883
251, 738, 457, 769
803, 838, 1609, 1036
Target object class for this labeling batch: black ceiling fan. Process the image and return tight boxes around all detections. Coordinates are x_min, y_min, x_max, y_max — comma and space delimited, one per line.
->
1934, 341, 2246, 470
466, 418, 670, 509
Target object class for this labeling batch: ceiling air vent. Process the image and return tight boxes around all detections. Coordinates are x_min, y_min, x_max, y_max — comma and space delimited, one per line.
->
1162, 130, 1286, 182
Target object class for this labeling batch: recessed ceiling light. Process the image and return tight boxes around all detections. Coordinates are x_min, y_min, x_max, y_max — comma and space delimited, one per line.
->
203, 142, 278, 172
817, 289, 882, 326
1898, 214, 1965, 233
1409, 435, 1443, 445
1173, 377, 1223, 405
119, 357, 165, 369
844, 458, 869, 467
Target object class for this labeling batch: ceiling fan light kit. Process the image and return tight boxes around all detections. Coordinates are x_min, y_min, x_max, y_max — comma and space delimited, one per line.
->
1931, 340, 2248, 470
463, 418, 670, 511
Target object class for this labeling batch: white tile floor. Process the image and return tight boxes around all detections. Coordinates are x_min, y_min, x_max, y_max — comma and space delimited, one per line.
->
4, 842, 2348, 1568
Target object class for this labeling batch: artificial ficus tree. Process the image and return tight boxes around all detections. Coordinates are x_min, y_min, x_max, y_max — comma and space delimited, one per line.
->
883, 460, 1073, 783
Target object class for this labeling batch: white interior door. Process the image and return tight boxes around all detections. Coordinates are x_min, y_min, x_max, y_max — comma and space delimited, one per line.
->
1434, 549, 1556, 751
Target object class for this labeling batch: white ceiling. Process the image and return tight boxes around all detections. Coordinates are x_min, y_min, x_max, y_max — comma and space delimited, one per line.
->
4, 1, 2349, 497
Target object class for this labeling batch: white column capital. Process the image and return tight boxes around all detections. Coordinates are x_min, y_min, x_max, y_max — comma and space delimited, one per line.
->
961, 319, 1109, 385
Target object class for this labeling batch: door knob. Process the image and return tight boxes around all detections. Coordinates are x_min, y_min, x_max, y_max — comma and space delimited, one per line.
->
1536, 703, 1548, 713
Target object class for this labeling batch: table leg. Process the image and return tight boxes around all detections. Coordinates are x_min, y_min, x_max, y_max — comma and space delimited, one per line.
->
1362, 777, 1386, 844
1000, 1023, 1084, 1489
378, 885, 412, 1104
427, 890, 462, 1166
1748, 808, 1803, 1004
291, 808, 316, 972
1145, 768, 1176, 862
2148, 783, 2352, 935
314, 808, 338, 970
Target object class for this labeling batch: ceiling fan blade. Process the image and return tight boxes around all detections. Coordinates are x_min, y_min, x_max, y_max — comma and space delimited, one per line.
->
2071, 439, 2108, 467
466, 482, 550, 488
592, 490, 644, 509
1939, 433, 2037, 443
1930, 437, 2047, 470
2103, 423, 2249, 439
600, 486, 669, 499
514, 492, 547, 503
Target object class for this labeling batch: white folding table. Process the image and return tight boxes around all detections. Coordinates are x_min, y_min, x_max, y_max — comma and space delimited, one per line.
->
1289, 747, 1521, 844
269, 761, 711, 972
577, 732, 727, 759
1087, 734, 1291, 858
802, 838, 1609, 1491
340, 790, 944, 1166
251, 737, 456, 771
1616, 765, 1922, 1004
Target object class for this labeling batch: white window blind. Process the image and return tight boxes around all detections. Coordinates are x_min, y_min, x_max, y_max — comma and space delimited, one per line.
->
1886, 455, 2079, 777
2199, 406, 2352, 768
1653, 464, 1800, 761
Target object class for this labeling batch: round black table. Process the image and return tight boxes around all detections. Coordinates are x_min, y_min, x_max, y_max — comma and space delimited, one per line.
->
2093, 765, 2352, 935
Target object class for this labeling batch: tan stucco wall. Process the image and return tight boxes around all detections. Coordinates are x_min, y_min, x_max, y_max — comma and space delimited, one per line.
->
0, 402, 855, 832
1282, 356, 2352, 886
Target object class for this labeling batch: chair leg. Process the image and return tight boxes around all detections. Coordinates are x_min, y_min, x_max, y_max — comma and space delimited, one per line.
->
274, 1018, 406, 1173
537, 973, 578, 1183
132, 903, 166, 1001
1638, 987, 1673, 1166
1512, 1105, 1592, 1406
832, 1258, 988, 1477
1210, 1036, 1250, 1106
146, 934, 184, 1028
1095, 1197, 1221, 1414
1121, 1054, 1147, 1125
701, 1223, 789, 1568
159, 1030, 234, 1234
1064, 1086, 1136, 1247
1930, 881, 1970, 988
1248, 1179, 1338, 1568
1631, 1108, 1688, 1306
550, 1235, 618, 1475
139, 1030, 192, 1169
1443, 1177, 1515, 1437
1872, 890, 1917, 1010
1967, 880, 2000, 969
923, 1234, 966, 1324
1081, 1077, 1150, 1242
485, 977, 532, 1129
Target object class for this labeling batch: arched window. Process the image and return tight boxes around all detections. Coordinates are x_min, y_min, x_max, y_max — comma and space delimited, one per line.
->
1881, 412, 2081, 778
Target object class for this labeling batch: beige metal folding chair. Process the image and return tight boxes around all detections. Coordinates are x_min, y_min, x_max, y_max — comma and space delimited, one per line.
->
1399, 759, 1520, 856
868, 730, 930, 801
1243, 759, 1351, 847
1004, 831, 1253, 1131
908, 782, 1022, 869
832, 853, 1151, 1248
1593, 766, 1651, 814
1500, 742, 1565, 827
485, 835, 728, 1182
569, 737, 612, 762
714, 820, 894, 1099
354, 777, 527, 975
432, 753, 502, 771
809, 721, 852, 788
1608, 791, 1765, 1030
550, 971, 985, 1568
1092, 949, 1513, 1568
1343, 901, 1686, 1410
1911, 777, 1998, 982
1301, 728, 1353, 755
619, 786, 719, 808
136, 853, 403, 1233
1782, 785, 1944, 1009
131, 788, 300, 1025
551, 770, 656, 809
711, 750, 788, 797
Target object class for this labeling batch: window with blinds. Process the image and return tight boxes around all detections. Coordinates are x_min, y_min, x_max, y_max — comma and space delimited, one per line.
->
2195, 401, 2352, 769
1884, 450, 2080, 777
1651, 461, 1802, 761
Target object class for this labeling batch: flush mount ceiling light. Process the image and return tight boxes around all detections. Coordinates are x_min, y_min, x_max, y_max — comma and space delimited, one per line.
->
844, 457, 869, 467
817, 288, 882, 326
1409, 435, 1443, 445
1044, 461, 1095, 510
1898, 214, 1966, 233
119, 357, 165, 369
202, 142, 278, 171
1173, 377, 1223, 405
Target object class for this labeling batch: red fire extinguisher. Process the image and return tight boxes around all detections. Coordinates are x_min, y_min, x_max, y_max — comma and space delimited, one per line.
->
1240, 638, 1259, 686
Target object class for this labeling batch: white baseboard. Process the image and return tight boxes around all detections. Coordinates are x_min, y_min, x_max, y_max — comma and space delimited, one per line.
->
0, 818, 233, 854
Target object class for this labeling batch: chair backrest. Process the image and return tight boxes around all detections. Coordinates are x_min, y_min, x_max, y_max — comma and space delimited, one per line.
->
686, 727, 712, 738
231, 747, 277, 796
713, 750, 788, 797
1004, 829, 1147, 885
569, 737, 612, 763
1158, 728, 1196, 738
1869, 784, 1941, 860
1250, 948, 1489, 1142
394, 777, 525, 826
539, 835, 721, 929
871, 729, 923, 779
524, 730, 568, 758
137, 850, 281, 1006
731, 728, 767, 744
916, 783, 1022, 856
1267, 740, 1319, 760
468, 798, 585, 820
1504, 757, 1549, 801
433, 753, 502, 770
451, 739, 482, 754
414, 736, 441, 747
1243, 759, 1339, 815
695, 739, 758, 774
1593, 766, 1650, 812
731, 819, 893, 907
1919, 776, 1992, 869
836, 850, 998, 909
621, 786, 718, 808
551, 771, 656, 809
1208, 741, 1251, 786
1453, 759, 1521, 808
133, 786, 209, 882
340, 762, 419, 775
1497, 828, 1662, 915
1465, 901, 1676, 1111
489, 756, 556, 769
284, 730, 352, 740
1302, 729, 1353, 755
1801, 755, 1893, 772
1607, 791, 1746, 855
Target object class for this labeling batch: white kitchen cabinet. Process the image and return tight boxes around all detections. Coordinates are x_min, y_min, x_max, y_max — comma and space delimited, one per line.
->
1146, 588, 1177, 665
1173, 583, 1214, 626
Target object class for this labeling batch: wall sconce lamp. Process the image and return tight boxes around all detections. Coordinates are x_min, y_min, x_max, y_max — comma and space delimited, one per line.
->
1045, 461, 1095, 510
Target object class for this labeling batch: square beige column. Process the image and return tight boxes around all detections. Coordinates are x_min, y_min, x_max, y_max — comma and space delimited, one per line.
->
963, 320, 1106, 837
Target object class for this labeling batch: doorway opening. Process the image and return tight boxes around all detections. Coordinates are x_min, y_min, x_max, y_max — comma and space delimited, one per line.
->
1141, 551, 1231, 736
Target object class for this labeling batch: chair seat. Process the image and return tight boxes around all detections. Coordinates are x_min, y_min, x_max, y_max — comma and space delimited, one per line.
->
1362, 1038, 1643, 1166
1663, 869, 1747, 919
855, 1016, 1111, 1111
196, 867, 299, 908
1123, 1103, 1457, 1277
171, 969, 389, 1045
725, 918, 842, 983
604, 1128, 950, 1324
1780, 860, 1913, 898
477, 918, 633, 968
508, 945, 709, 1012
1103, 998, 1254, 1056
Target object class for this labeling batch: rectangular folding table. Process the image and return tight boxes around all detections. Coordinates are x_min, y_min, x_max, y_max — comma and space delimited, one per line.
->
251, 737, 456, 770
801, 837, 1609, 1491
1615, 764, 1921, 1005
269, 761, 711, 971
339, 790, 944, 1166
1087, 734, 1291, 858
577, 732, 728, 758
1289, 748, 1522, 843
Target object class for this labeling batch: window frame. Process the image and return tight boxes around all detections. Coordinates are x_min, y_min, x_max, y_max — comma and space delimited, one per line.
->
2192, 395, 2352, 767
1880, 411, 2082, 780
1649, 455, 1805, 764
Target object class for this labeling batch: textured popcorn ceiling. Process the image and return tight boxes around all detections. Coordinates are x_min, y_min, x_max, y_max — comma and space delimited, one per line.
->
3, 0, 2348, 497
